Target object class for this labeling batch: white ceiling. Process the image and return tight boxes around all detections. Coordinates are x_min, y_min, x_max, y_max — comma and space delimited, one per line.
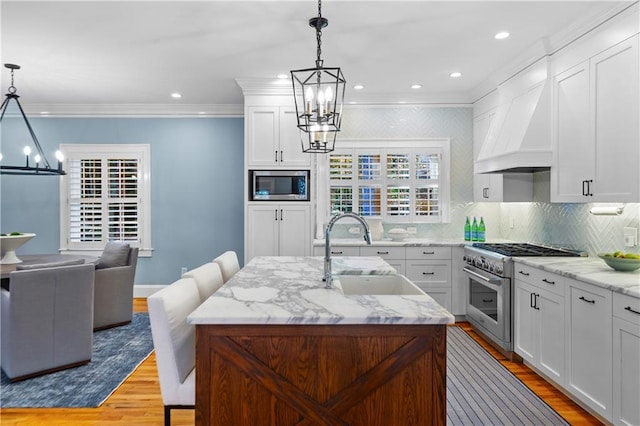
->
0, 1, 635, 115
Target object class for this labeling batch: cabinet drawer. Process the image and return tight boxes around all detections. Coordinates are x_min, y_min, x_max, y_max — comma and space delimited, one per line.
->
613, 292, 640, 325
514, 263, 564, 296
406, 260, 451, 287
360, 246, 406, 260
406, 246, 451, 260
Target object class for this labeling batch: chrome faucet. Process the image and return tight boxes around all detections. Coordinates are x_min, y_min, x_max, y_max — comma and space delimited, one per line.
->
324, 212, 372, 288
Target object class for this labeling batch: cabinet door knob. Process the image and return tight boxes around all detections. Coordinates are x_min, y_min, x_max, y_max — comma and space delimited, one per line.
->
422, 271, 435, 275
331, 251, 343, 255
530, 292, 535, 308
542, 278, 555, 285
280, 150, 283, 163
377, 251, 389, 255
275, 209, 278, 221
482, 298, 494, 303
423, 251, 435, 255
275, 150, 278, 162
280, 209, 283, 221
518, 270, 530, 276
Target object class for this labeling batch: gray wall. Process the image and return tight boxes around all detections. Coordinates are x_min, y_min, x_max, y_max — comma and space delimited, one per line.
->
1, 116, 244, 285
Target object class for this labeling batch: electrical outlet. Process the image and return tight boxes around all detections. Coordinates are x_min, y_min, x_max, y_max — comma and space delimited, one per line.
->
181, 266, 188, 275
623, 227, 638, 247
348, 227, 361, 234
509, 217, 515, 229
407, 227, 417, 234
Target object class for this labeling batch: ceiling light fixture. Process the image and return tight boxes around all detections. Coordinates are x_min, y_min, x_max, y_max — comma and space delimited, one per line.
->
353, 85, 364, 90
450, 72, 462, 78
171, 93, 182, 99
411, 84, 422, 89
494, 31, 510, 40
290, 0, 346, 154
277, 74, 288, 79
0, 63, 65, 176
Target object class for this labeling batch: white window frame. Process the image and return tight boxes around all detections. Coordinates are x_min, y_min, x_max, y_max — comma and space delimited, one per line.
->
318, 139, 451, 225
59, 144, 153, 257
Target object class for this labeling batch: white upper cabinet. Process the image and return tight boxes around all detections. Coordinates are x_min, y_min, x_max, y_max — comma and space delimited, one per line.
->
552, 35, 639, 202
246, 106, 311, 168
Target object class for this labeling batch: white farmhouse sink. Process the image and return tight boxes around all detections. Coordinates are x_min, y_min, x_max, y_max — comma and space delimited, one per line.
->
336, 274, 426, 296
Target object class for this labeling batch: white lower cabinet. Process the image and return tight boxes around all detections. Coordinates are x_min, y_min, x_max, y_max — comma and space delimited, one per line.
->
405, 247, 452, 311
246, 204, 310, 262
565, 277, 612, 421
516, 283, 566, 382
612, 293, 640, 426
514, 267, 565, 385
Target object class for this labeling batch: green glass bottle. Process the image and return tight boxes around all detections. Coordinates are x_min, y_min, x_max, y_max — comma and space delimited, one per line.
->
471, 217, 479, 241
464, 216, 471, 241
478, 217, 486, 242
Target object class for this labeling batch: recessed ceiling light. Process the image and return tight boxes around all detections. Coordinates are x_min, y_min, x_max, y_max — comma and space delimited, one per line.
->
411, 84, 422, 89
494, 31, 510, 40
450, 72, 462, 78
171, 93, 182, 99
353, 84, 364, 90
277, 74, 288, 79
40, 111, 49, 115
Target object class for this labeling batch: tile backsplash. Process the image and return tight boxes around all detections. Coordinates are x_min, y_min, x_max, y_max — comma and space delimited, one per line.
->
328, 105, 639, 256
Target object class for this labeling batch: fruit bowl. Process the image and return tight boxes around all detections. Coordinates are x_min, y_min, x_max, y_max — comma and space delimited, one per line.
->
598, 254, 640, 272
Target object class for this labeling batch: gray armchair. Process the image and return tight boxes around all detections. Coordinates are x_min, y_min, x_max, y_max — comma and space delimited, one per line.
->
93, 246, 139, 330
1, 264, 95, 381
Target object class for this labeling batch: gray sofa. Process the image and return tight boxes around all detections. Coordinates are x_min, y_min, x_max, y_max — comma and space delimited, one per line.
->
1, 263, 95, 381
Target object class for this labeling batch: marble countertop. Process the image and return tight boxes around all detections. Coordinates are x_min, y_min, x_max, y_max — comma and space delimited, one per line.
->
314, 238, 467, 247
188, 256, 455, 326
513, 257, 640, 299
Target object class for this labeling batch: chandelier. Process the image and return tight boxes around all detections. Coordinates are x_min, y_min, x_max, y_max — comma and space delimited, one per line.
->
0, 63, 65, 175
290, 0, 346, 154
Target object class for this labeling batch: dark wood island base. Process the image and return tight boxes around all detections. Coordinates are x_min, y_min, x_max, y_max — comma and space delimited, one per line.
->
195, 324, 447, 426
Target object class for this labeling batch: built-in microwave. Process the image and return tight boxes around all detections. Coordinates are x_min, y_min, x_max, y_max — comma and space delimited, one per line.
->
250, 170, 310, 201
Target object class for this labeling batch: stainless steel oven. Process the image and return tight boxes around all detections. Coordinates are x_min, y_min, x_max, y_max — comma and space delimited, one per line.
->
463, 249, 513, 352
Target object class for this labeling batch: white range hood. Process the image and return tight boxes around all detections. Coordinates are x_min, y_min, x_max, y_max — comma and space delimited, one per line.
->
475, 58, 552, 174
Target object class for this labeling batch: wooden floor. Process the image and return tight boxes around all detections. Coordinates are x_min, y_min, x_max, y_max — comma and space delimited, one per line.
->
0, 299, 603, 426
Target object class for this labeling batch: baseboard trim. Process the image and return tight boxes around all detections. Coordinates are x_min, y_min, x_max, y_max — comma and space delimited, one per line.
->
133, 285, 166, 298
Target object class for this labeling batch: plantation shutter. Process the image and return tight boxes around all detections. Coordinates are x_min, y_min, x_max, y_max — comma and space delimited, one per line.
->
67, 154, 141, 249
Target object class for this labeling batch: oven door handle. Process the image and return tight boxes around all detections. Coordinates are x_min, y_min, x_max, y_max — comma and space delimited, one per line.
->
463, 267, 503, 285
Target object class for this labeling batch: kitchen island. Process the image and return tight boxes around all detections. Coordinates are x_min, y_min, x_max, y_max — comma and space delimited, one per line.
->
188, 256, 454, 425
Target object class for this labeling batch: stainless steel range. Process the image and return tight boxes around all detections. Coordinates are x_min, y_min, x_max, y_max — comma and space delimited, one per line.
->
463, 243, 582, 354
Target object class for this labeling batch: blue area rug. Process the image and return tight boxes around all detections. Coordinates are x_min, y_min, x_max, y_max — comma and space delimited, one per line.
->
0, 312, 153, 408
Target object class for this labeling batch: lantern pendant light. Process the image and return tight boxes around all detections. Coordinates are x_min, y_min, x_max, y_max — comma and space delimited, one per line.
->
290, 0, 346, 154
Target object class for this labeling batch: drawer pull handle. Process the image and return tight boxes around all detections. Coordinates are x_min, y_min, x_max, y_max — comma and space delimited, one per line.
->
518, 271, 530, 276
579, 296, 595, 304
423, 251, 435, 255
422, 272, 435, 275
624, 306, 640, 315
331, 251, 343, 255
542, 278, 555, 285
377, 251, 389, 255
482, 298, 494, 303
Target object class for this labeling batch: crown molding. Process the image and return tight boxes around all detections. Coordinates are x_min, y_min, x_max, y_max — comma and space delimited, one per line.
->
469, 1, 637, 102
19, 103, 244, 118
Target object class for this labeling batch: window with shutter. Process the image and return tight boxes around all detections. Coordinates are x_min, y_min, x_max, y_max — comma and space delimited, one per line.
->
327, 140, 449, 223
60, 144, 152, 256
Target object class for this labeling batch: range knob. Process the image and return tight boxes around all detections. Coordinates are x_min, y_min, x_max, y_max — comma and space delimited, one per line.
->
488, 264, 495, 273
495, 264, 504, 275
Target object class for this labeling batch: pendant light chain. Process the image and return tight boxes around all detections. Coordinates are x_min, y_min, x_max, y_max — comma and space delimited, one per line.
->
315, 0, 323, 69
8, 67, 16, 94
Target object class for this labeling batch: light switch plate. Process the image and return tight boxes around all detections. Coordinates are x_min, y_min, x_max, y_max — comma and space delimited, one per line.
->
623, 227, 637, 247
